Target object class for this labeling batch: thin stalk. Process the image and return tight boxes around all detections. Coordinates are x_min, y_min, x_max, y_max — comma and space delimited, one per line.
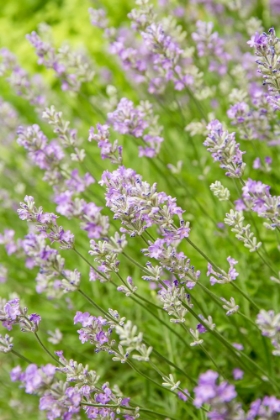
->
149, 346, 196, 385
200, 344, 225, 375
230, 282, 260, 311
34, 333, 62, 365
11, 349, 32, 364
185, 238, 220, 272
78, 289, 115, 322
256, 250, 278, 277
186, 238, 260, 310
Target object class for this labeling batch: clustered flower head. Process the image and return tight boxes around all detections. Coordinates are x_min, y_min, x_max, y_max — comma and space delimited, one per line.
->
193, 370, 244, 418
21, 233, 81, 296
143, 239, 200, 289
224, 210, 262, 252
238, 179, 280, 230
17, 119, 108, 240
88, 232, 127, 279
0, 297, 41, 332
192, 20, 230, 75
207, 257, 239, 285
74, 309, 152, 363
256, 310, 280, 356
26, 25, 94, 92
100, 166, 189, 241
11, 353, 139, 419
0, 48, 47, 109
248, 28, 280, 97
17, 195, 74, 249
204, 120, 246, 178
107, 98, 163, 158
89, 123, 123, 164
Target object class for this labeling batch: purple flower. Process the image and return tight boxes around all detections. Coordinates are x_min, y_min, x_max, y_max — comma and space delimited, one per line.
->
247, 32, 268, 49
4, 298, 20, 320
29, 313, 41, 326
197, 324, 207, 334
177, 389, 189, 401
108, 98, 148, 137
10, 366, 23, 382
205, 120, 246, 178
194, 370, 237, 417
232, 368, 244, 380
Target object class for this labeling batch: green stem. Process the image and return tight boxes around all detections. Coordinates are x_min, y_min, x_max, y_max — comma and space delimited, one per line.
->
11, 349, 32, 364
34, 333, 62, 365
230, 282, 260, 311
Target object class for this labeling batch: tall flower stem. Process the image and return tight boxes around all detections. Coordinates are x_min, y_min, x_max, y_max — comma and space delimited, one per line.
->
186, 237, 260, 310
11, 349, 32, 364
34, 333, 62, 366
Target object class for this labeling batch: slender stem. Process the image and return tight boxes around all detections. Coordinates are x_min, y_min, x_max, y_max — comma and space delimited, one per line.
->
230, 282, 260, 311
256, 250, 278, 277
149, 346, 196, 385
185, 304, 279, 390
141, 234, 150, 246
185, 238, 220, 272
78, 289, 115, 322
114, 273, 194, 381
11, 349, 32, 364
122, 251, 147, 272
126, 359, 175, 396
186, 238, 260, 310
34, 333, 62, 365
200, 344, 221, 373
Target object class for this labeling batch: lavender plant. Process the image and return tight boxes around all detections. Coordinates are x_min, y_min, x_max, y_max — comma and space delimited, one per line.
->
1, 0, 280, 419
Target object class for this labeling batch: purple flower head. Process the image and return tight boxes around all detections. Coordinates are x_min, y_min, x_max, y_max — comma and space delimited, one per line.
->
74, 311, 93, 327
247, 32, 268, 49
197, 323, 207, 334
177, 389, 189, 401
108, 98, 148, 137
10, 366, 23, 382
4, 298, 20, 320
29, 313, 41, 326
194, 370, 237, 416
232, 368, 244, 380
205, 120, 246, 178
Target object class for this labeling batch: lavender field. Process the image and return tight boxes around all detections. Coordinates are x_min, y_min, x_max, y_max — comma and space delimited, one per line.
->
1, 0, 280, 419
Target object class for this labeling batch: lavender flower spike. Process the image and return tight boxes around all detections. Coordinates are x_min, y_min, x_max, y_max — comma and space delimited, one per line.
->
204, 120, 246, 178
248, 28, 280, 97
0, 333, 13, 353
0, 297, 41, 332
18, 196, 74, 249
194, 370, 244, 418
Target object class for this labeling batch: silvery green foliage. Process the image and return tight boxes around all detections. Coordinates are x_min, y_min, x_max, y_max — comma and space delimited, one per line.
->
210, 181, 230, 201
115, 320, 153, 362
47, 328, 63, 345
220, 297, 239, 316
256, 310, 280, 356
190, 329, 204, 346
224, 210, 262, 252
0, 333, 13, 353
158, 285, 192, 323
89, 232, 127, 277
117, 276, 138, 296
248, 28, 280, 96
162, 373, 180, 391
42, 105, 86, 162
